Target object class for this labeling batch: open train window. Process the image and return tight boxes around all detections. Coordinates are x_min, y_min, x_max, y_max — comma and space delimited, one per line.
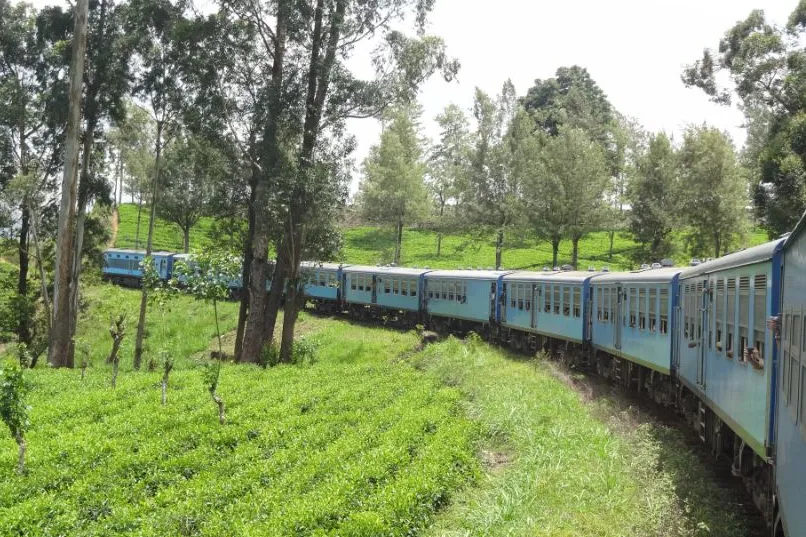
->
715, 279, 725, 352
351, 276, 356, 291
596, 288, 602, 321
726, 279, 736, 357
739, 277, 750, 363
384, 279, 391, 294
544, 285, 551, 313
649, 288, 657, 332
401, 280, 409, 296
563, 287, 571, 317
629, 287, 637, 328
448, 281, 454, 301
573, 287, 581, 318
638, 288, 646, 330
411, 281, 417, 298
525, 286, 531, 311
518, 284, 525, 310
554, 286, 561, 315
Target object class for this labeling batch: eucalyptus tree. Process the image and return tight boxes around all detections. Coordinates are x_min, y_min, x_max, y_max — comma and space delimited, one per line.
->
677, 126, 747, 257
359, 106, 429, 265
429, 103, 470, 256
683, 4, 806, 236
460, 81, 520, 270
628, 132, 679, 262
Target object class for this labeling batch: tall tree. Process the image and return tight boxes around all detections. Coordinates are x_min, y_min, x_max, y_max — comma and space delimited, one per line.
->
461, 81, 520, 270
628, 132, 678, 262
157, 133, 222, 252
428, 103, 469, 257
678, 126, 747, 257
50, 0, 90, 368
683, 5, 806, 236
359, 106, 429, 265
538, 127, 610, 268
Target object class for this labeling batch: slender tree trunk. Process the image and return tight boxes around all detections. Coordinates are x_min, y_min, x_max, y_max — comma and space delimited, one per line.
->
15, 433, 25, 475
262, 248, 288, 340
279, 228, 303, 363
714, 234, 721, 259
17, 201, 30, 345
134, 119, 164, 370
495, 228, 503, 270
28, 206, 50, 336
572, 236, 580, 269
183, 228, 189, 253
214, 299, 222, 357
436, 202, 444, 257
117, 154, 123, 206
608, 230, 615, 261
394, 218, 403, 265
49, 0, 89, 368
234, 178, 256, 362
135, 197, 142, 248
551, 237, 560, 268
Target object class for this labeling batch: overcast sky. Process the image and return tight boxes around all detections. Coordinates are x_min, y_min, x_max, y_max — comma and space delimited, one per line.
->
346, 0, 797, 193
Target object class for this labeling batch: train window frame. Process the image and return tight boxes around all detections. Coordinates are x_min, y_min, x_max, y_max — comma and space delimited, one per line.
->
401, 280, 409, 296
525, 285, 532, 311
384, 278, 391, 294
573, 287, 581, 318
726, 279, 736, 357
553, 286, 561, 315
563, 287, 571, 317
596, 288, 603, 321
659, 288, 669, 334
518, 284, 525, 311
448, 281, 455, 301
544, 285, 551, 313
638, 287, 647, 330
510, 283, 517, 309
715, 279, 725, 353
629, 287, 637, 328
739, 277, 750, 364
649, 288, 657, 332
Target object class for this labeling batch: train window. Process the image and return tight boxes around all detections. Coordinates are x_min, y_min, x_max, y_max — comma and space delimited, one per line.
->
319, 274, 327, 286
544, 285, 551, 313
518, 284, 525, 310
638, 288, 647, 330
726, 279, 736, 356
715, 280, 725, 352
596, 288, 602, 321
510, 284, 516, 309
411, 281, 417, 298
629, 287, 637, 328
739, 277, 750, 362
649, 288, 657, 332
441, 281, 448, 300
659, 289, 669, 334
401, 280, 409, 296
351, 276, 357, 291
448, 281, 455, 301
563, 287, 571, 317
573, 287, 581, 318
384, 278, 391, 294
525, 286, 532, 311
604, 288, 612, 322
554, 286, 561, 315
427, 282, 433, 299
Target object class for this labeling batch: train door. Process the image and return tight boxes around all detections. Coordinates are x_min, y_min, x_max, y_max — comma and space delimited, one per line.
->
614, 285, 623, 349
697, 278, 709, 388
490, 282, 497, 323
499, 283, 507, 323
371, 275, 378, 304
531, 284, 538, 330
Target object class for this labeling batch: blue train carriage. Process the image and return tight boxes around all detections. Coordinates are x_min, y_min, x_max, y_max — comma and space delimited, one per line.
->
590, 267, 682, 402
301, 261, 348, 313
342, 265, 430, 325
424, 270, 511, 335
102, 248, 176, 287
675, 239, 784, 521
501, 270, 600, 359
776, 218, 806, 537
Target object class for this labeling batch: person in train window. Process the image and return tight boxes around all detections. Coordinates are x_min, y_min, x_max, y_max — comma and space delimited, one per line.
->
745, 346, 764, 369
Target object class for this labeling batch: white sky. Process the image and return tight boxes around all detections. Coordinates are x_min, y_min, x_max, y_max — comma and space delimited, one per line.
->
346, 0, 797, 193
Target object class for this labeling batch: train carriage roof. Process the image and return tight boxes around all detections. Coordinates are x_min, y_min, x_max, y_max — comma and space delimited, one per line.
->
592, 267, 683, 284
103, 248, 175, 256
300, 261, 347, 272
678, 239, 785, 279
504, 270, 602, 283
426, 269, 512, 280
342, 265, 430, 277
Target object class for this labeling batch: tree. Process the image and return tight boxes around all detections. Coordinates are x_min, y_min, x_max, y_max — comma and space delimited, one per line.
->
682, 5, 806, 236
538, 127, 610, 268
50, 0, 90, 369
461, 81, 520, 270
678, 126, 748, 257
428, 104, 469, 257
628, 132, 678, 262
359, 107, 429, 265
158, 133, 223, 252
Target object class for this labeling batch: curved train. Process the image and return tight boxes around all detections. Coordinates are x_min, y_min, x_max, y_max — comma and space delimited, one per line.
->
103, 216, 806, 536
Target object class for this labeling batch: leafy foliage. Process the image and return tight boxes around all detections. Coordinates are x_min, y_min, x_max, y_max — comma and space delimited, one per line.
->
0, 361, 29, 441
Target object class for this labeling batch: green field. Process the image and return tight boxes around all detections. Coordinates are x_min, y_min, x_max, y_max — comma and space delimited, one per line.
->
0, 285, 754, 536
113, 203, 769, 271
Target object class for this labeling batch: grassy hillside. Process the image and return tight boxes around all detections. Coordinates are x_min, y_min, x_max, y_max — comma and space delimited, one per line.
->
113, 203, 770, 270
0, 286, 754, 536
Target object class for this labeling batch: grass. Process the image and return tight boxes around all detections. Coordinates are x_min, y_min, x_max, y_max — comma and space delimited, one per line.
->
0, 283, 757, 536
113, 203, 770, 271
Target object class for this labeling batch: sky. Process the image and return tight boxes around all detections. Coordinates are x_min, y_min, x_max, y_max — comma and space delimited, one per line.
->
345, 0, 797, 193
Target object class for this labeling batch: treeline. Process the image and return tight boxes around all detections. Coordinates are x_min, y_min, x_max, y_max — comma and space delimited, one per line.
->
356, 68, 751, 270
0, 0, 457, 367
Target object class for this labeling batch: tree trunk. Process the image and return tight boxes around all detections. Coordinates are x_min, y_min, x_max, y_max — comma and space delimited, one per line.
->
495, 228, 503, 270
134, 119, 164, 370
16, 201, 30, 345
436, 202, 444, 257
183, 228, 189, 253
714, 234, 721, 259
279, 227, 304, 363
572, 236, 580, 269
608, 230, 615, 261
241, 2, 286, 364
394, 219, 403, 265
262, 248, 288, 340
15, 433, 25, 475
234, 172, 256, 362
68, 168, 90, 368
49, 0, 89, 369
28, 206, 50, 337
436, 233, 442, 257
551, 237, 560, 268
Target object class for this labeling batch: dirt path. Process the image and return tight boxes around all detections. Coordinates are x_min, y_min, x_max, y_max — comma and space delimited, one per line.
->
108, 207, 119, 248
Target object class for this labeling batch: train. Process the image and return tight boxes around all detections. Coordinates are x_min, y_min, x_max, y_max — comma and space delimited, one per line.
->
103, 217, 806, 537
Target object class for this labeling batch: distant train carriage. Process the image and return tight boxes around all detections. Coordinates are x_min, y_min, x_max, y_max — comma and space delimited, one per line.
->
301, 262, 347, 313
425, 270, 511, 334
501, 270, 599, 356
590, 267, 681, 401
342, 266, 430, 324
776, 219, 806, 537
101, 248, 175, 287
676, 240, 784, 519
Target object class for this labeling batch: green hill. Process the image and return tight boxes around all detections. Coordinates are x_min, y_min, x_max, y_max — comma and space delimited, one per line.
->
113, 203, 770, 271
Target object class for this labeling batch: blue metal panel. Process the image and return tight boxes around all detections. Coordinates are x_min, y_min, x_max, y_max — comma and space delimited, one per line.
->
302, 265, 340, 301
375, 274, 421, 312
776, 225, 806, 537
426, 277, 495, 323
